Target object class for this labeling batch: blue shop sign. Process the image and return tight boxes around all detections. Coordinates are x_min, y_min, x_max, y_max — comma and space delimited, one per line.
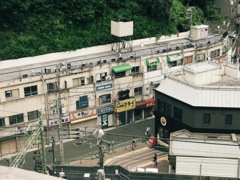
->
96, 82, 113, 92
98, 105, 114, 115
79, 95, 88, 109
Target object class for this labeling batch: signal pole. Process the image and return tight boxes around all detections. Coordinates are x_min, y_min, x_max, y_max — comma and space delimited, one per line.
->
56, 63, 64, 165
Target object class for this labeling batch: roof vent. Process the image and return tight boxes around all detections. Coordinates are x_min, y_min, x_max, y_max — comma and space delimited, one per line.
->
231, 133, 237, 142
207, 136, 218, 139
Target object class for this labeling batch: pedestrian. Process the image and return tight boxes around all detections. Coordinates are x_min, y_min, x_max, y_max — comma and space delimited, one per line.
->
153, 153, 157, 167
131, 137, 136, 151
145, 125, 151, 135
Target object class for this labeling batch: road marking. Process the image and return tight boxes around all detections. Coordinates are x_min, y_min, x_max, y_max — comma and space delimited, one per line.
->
128, 154, 168, 172
104, 147, 149, 165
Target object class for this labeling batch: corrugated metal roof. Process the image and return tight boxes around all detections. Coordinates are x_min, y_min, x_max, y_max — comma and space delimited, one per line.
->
170, 130, 240, 159
156, 77, 240, 108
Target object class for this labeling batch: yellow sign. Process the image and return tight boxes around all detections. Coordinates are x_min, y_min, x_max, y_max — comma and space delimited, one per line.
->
115, 98, 136, 113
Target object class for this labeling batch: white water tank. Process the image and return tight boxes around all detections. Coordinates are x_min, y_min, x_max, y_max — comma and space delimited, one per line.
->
111, 20, 133, 37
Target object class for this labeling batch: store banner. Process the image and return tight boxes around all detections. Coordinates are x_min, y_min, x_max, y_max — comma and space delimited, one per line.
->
97, 105, 114, 115
96, 82, 113, 92
145, 99, 155, 108
115, 98, 136, 113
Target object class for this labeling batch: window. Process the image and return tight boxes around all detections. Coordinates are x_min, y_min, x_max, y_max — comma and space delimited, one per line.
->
0, 117, 5, 127
158, 100, 164, 113
5, 89, 19, 99
158, 99, 171, 116
174, 107, 182, 121
73, 77, 85, 87
76, 101, 80, 110
115, 72, 125, 78
210, 49, 220, 58
24, 85, 38, 97
134, 87, 142, 96
87, 76, 94, 84
132, 66, 140, 75
164, 102, 171, 116
96, 72, 107, 83
9, 114, 24, 125
47, 83, 56, 92
99, 94, 111, 105
118, 90, 130, 100
47, 83, 57, 92
28, 110, 39, 121
168, 61, 177, 67
147, 65, 157, 72
225, 114, 232, 125
203, 113, 210, 125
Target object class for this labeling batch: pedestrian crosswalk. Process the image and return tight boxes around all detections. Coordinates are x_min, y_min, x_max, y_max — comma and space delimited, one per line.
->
104, 146, 168, 171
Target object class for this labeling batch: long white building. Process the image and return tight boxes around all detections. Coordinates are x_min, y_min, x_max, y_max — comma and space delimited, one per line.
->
0, 24, 233, 156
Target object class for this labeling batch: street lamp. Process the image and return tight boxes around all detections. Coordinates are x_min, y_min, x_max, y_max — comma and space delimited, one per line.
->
217, 26, 220, 34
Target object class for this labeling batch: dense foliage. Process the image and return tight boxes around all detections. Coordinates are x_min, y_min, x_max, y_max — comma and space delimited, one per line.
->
0, 0, 215, 60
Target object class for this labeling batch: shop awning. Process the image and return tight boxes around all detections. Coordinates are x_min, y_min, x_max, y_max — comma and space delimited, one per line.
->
70, 115, 97, 124
145, 99, 155, 108
136, 101, 146, 109
112, 64, 132, 73
146, 58, 161, 66
166, 55, 182, 62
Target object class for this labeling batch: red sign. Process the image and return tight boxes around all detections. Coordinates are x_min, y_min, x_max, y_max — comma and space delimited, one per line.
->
145, 99, 155, 108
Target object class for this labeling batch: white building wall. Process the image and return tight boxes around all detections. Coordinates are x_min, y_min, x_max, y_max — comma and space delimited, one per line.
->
225, 63, 240, 79
176, 156, 238, 178
194, 69, 221, 85
114, 76, 133, 95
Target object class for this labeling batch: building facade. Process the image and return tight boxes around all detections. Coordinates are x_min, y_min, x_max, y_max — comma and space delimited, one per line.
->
169, 129, 240, 178
154, 62, 240, 141
0, 25, 231, 156
214, 0, 239, 18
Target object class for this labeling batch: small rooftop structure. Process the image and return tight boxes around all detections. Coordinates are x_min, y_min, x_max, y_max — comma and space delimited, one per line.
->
169, 129, 240, 178
190, 24, 209, 40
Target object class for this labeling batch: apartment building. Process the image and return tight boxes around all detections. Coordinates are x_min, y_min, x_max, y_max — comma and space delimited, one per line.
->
0, 24, 228, 156
214, 0, 239, 18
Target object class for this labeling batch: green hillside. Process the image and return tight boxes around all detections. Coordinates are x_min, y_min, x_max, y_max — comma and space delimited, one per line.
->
0, 0, 216, 60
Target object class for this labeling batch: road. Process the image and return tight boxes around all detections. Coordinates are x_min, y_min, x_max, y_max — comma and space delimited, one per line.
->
0, 118, 155, 171
104, 146, 168, 172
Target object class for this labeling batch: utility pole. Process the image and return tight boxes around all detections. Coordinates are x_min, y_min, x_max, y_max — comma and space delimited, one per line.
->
187, 6, 195, 38
11, 111, 47, 174
51, 137, 55, 166
56, 63, 64, 165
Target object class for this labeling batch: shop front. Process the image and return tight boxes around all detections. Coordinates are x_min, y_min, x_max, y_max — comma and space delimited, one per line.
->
69, 107, 97, 125
115, 98, 136, 126
97, 105, 114, 129
144, 98, 155, 118
134, 100, 145, 121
